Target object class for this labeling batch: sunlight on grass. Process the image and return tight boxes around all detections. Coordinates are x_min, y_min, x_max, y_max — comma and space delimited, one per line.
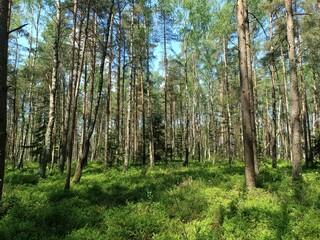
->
1, 161, 320, 239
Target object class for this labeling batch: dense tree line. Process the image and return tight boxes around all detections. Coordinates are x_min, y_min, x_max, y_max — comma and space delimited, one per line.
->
1, 0, 320, 199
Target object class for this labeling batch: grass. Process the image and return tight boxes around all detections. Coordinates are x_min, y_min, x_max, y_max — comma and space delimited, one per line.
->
1, 160, 320, 239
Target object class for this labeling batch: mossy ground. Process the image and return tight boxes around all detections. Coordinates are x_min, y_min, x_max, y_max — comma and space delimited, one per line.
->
1, 160, 320, 239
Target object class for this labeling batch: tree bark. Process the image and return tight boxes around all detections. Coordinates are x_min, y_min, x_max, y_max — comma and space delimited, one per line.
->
183, 36, 189, 167
0, 0, 9, 201
297, 34, 312, 167
115, 0, 122, 165
285, 0, 302, 180
42, 0, 61, 178
66, 0, 91, 189
62, 0, 78, 187
280, 44, 291, 161
104, 18, 114, 170
243, 1, 258, 176
269, 12, 277, 168
147, 48, 155, 168
163, 12, 169, 166
73, 1, 114, 183
124, 0, 134, 172
312, 69, 319, 132
237, 0, 256, 189
223, 36, 232, 166
139, 43, 146, 166
10, 36, 19, 168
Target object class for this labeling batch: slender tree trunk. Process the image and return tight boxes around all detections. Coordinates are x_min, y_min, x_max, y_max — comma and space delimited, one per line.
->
10, 37, 19, 168
104, 20, 114, 170
196, 112, 201, 162
147, 55, 155, 169
116, 0, 122, 165
163, 13, 169, 166
143, 21, 154, 168
62, 0, 77, 186
183, 36, 189, 167
297, 34, 312, 167
223, 36, 232, 166
0, 0, 9, 201
285, 0, 302, 180
124, 0, 134, 172
263, 90, 271, 156
244, 2, 258, 176
66, 0, 91, 189
312, 69, 319, 133
171, 101, 175, 160
132, 70, 138, 163
17, 94, 27, 169
237, 0, 256, 189
120, 41, 126, 166
269, 12, 277, 168
42, 0, 61, 178
139, 45, 146, 166
280, 44, 291, 160
192, 54, 197, 159
73, 1, 114, 183
58, 68, 66, 173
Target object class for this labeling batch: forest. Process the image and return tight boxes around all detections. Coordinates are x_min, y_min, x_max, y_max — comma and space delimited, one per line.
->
0, 0, 320, 239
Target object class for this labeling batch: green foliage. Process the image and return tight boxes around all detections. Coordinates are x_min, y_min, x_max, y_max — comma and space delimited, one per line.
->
5, 170, 39, 185
1, 161, 320, 239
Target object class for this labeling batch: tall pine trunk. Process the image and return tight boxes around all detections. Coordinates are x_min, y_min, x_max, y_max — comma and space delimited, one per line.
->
285, 0, 302, 180
237, 0, 256, 189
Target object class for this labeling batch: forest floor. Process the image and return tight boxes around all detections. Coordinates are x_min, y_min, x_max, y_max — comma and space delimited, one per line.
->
1, 160, 320, 240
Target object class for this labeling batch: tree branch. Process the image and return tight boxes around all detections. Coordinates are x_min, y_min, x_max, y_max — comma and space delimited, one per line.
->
8, 24, 28, 35
248, 12, 268, 39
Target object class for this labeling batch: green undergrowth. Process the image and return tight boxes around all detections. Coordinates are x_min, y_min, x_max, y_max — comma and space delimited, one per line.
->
1, 161, 320, 239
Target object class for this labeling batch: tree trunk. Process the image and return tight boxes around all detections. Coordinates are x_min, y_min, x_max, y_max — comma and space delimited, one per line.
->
104, 19, 114, 170
237, 0, 256, 189
285, 0, 302, 180
312, 68, 319, 133
42, 0, 61, 178
280, 44, 291, 161
244, 2, 258, 176
297, 34, 312, 167
223, 36, 232, 166
147, 54, 155, 168
63, 0, 78, 188
0, 0, 9, 201
139, 44, 146, 166
124, 0, 134, 172
115, 0, 122, 165
183, 36, 189, 167
10, 36, 19, 168
73, 1, 114, 183
163, 12, 169, 166
66, 0, 91, 189
269, 12, 277, 168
